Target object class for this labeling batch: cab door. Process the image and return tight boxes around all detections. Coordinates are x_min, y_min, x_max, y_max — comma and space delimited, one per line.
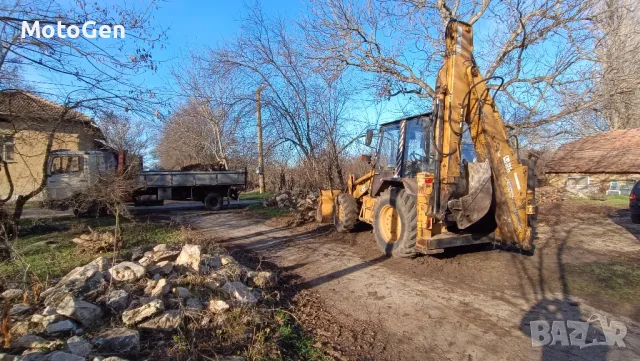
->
46, 155, 88, 201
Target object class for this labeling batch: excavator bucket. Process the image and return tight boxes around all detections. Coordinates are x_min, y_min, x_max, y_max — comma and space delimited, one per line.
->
316, 189, 342, 223
447, 160, 493, 229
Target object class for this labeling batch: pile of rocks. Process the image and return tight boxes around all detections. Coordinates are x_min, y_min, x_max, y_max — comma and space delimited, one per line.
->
0, 243, 276, 361
262, 191, 319, 225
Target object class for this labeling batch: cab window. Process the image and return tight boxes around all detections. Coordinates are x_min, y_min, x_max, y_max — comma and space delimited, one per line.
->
376, 123, 400, 171
50, 156, 84, 174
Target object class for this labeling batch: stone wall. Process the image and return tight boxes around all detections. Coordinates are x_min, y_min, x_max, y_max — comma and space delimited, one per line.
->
545, 173, 640, 194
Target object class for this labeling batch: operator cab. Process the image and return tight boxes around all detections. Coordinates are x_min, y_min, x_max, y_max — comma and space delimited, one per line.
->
373, 113, 436, 178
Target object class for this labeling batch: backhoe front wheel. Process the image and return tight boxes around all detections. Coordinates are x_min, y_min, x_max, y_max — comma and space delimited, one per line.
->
373, 188, 416, 258
334, 193, 358, 233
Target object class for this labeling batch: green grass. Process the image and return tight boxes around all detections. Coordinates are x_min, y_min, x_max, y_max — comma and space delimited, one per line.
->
268, 310, 328, 361
0, 216, 180, 282
567, 194, 630, 208
247, 204, 292, 218
567, 261, 640, 304
241, 191, 275, 201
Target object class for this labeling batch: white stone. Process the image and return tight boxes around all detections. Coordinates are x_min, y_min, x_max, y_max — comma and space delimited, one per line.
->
138, 310, 183, 331
89, 256, 111, 272
108, 262, 146, 281
208, 299, 230, 313
248, 271, 277, 288
221, 282, 258, 304
153, 244, 168, 252
1, 289, 23, 300
148, 261, 173, 276
10, 321, 29, 337
122, 299, 164, 326
145, 278, 170, 298
150, 250, 180, 262
175, 244, 201, 272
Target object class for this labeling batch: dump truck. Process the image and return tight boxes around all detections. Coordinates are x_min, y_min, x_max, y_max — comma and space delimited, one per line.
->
317, 20, 536, 257
43, 149, 246, 214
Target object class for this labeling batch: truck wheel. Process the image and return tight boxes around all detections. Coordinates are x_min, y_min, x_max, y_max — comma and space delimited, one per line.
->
373, 188, 416, 258
204, 193, 223, 211
334, 193, 358, 232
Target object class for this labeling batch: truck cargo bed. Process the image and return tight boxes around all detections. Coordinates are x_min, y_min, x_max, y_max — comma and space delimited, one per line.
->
137, 170, 246, 189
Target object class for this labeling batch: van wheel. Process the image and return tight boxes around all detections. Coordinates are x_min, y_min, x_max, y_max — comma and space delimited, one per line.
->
632, 214, 640, 224
373, 188, 416, 258
204, 193, 223, 211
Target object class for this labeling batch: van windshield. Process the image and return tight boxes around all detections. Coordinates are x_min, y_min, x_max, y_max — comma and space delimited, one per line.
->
50, 156, 84, 174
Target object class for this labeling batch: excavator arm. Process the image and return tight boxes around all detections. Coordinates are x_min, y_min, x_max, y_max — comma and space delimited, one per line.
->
434, 20, 534, 250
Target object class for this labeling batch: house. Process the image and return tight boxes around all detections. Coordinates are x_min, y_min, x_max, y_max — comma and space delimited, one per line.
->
0, 91, 104, 200
545, 129, 640, 195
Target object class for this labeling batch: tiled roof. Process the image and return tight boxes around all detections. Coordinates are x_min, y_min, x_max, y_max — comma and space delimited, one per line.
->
0, 90, 94, 123
546, 128, 640, 173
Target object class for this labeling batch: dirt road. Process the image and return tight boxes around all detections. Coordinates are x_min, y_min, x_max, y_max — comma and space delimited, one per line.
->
187, 203, 640, 361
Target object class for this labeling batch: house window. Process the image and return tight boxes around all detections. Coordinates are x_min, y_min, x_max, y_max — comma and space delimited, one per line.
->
607, 180, 636, 195
566, 176, 589, 190
0, 135, 15, 162
50, 156, 84, 174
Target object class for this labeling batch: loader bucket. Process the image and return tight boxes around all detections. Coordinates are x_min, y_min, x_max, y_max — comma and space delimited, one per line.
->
447, 160, 493, 229
316, 189, 342, 223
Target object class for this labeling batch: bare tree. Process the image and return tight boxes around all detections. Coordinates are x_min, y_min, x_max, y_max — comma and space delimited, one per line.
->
303, 0, 598, 138
98, 111, 149, 159
165, 55, 254, 170
210, 3, 367, 189
591, 0, 640, 130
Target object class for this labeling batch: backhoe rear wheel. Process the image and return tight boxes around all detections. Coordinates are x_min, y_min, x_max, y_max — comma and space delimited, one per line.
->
373, 188, 416, 258
334, 193, 358, 233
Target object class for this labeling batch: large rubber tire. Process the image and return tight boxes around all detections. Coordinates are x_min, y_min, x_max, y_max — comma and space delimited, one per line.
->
334, 193, 358, 233
373, 188, 416, 258
632, 214, 640, 224
204, 193, 223, 211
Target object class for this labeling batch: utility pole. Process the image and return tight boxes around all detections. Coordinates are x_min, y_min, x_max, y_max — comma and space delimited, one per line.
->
256, 85, 266, 194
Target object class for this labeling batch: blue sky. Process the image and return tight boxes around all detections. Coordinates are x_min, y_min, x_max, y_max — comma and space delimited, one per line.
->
142, 0, 306, 89
20, 0, 423, 127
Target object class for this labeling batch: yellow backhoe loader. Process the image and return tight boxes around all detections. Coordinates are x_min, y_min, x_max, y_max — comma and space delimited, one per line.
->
317, 20, 536, 257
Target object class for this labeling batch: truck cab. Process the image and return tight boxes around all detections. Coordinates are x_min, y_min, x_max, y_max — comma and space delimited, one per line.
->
43, 150, 117, 206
